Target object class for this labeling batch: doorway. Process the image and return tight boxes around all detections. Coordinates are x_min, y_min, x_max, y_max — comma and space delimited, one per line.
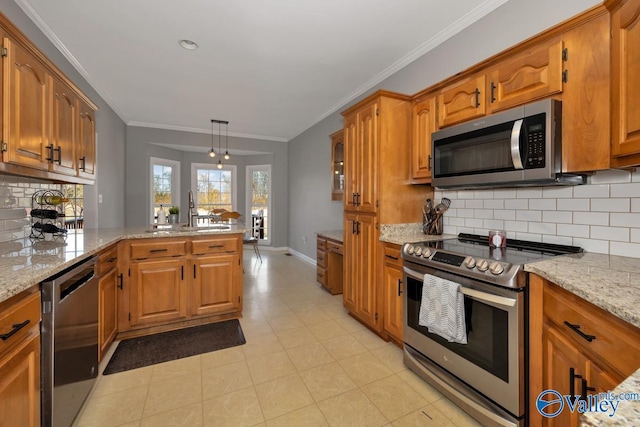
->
246, 165, 271, 245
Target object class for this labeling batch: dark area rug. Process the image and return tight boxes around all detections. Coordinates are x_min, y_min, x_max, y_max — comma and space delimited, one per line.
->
103, 319, 246, 375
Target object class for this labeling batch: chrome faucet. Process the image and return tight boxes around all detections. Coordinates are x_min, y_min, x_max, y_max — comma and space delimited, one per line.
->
187, 190, 198, 227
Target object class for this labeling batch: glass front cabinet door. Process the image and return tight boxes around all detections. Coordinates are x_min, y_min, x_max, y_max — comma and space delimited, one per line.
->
330, 130, 344, 201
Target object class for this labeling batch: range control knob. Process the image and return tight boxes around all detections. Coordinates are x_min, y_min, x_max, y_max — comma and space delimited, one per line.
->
415, 247, 423, 257
489, 262, 505, 275
406, 245, 415, 255
463, 256, 476, 269
476, 259, 489, 272
422, 248, 432, 258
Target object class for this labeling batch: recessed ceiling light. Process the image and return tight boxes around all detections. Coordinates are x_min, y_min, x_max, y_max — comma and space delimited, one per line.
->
179, 39, 198, 50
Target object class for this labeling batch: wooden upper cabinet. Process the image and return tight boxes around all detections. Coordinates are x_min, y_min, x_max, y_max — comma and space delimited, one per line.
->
77, 99, 96, 179
411, 95, 436, 182
330, 129, 344, 201
437, 74, 486, 128
2, 37, 51, 170
611, 0, 640, 166
488, 39, 564, 113
343, 114, 357, 211
51, 78, 77, 176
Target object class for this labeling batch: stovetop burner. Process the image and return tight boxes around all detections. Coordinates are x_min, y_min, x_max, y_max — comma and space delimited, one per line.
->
402, 233, 583, 289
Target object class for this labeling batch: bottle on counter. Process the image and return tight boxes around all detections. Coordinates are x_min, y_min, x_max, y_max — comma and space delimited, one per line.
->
157, 205, 167, 224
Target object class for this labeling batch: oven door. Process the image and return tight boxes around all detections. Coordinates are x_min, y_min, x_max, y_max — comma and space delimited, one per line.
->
403, 263, 524, 418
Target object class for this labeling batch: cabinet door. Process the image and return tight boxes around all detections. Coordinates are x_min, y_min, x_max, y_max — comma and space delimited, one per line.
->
2, 37, 51, 170
611, 0, 640, 163
190, 254, 239, 317
411, 96, 436, 181
51, 78, 77, 176
383, 260, 403, 342
98, 268, 118, 362
343, 213, 358, 313
355, 215, 379, 330
343, 114, 357, 211
488, 40, 563, 113
77, 99, 96, 178
0, 333, 40, 427
356, 102, 377, 213
542, 325, 585, 427
130, 259, 187, 326
437, 75, 486, 128
330, 130, 344, 201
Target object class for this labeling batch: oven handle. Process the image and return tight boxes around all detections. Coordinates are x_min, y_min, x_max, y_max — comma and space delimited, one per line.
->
403, 267, 517, 308
510, 119, 524, 170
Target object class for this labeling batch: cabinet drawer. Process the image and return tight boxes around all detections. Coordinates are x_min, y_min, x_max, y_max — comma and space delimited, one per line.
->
544, 283, 640, 378
97, 245, 118, 276
317, 250, 327, 268
316, 267, 327, 286
383, 244, 402, 266
327, 240, 343, 255
130, 239, 188, 260
0, 291, 40, 358
191, 237, 238, 255
317, 237, 327, 251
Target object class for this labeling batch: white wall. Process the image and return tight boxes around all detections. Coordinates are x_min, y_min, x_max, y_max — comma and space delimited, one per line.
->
437, 170, 640, 257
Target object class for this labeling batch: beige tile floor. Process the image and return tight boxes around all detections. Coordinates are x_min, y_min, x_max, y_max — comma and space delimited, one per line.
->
75, 249, 482, 427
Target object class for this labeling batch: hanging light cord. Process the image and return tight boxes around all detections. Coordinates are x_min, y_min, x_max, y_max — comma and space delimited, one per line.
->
209, 120, 216, 158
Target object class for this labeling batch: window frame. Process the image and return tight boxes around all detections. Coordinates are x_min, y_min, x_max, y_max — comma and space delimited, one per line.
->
246, 164, 272, 245
149, 157, 180, 224
190, 163, 238, 215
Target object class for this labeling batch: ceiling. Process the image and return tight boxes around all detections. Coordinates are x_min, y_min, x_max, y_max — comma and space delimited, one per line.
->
18, 0, 510, 143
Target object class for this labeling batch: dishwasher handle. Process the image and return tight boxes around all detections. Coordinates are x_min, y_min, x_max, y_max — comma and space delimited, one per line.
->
59, 270, 95, 301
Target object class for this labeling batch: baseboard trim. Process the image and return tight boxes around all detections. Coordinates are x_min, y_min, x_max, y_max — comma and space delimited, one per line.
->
286, 247, 316, 267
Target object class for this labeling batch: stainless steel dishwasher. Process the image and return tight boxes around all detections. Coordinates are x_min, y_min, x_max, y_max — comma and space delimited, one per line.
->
41, 256, 99, 427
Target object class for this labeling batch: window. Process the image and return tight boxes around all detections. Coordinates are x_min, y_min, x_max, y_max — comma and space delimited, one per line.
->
191, 163, 237, 215
246, 165, 271, 243
62, 184, 84, 229
150, 157, 180, 223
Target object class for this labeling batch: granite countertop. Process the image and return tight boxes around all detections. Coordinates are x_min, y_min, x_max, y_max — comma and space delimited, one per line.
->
378, 223, 457, 245
316, 230, 343, 243
0, 224, 250, 304
525, 253, 640, 426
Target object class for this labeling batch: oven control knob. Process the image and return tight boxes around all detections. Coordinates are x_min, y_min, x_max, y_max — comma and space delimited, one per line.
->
415, 247, 423, 256
422, 248, 432, 258
463, 256, 476, 269
489, 262, 505, 275
406, 245, 415, 255
476, 259, 489, 272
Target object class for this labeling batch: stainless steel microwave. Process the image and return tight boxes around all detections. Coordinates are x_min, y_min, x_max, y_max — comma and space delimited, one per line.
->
431, 99, 585, 189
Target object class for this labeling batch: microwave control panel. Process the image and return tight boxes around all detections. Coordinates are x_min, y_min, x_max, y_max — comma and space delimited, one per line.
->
525, 121, 545, 169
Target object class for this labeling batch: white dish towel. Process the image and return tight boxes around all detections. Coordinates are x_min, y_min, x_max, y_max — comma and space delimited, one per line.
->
418, 274, 468, 344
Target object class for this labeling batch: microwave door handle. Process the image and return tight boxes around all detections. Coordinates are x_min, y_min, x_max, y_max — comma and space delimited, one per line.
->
460, 287, 516, 308
510, 119, 525, 170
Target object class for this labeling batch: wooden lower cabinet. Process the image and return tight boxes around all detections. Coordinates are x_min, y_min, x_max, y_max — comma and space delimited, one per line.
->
190, 254, 239, 317
0, 289, 40, 427
382, 243, 403, 342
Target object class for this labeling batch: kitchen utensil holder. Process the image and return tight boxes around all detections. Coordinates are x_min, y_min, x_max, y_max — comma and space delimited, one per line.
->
424, 214, 443, 235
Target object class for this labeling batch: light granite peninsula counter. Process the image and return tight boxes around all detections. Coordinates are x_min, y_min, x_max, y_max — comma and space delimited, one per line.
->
0, 224, 250, 305
525, 252, 640, 427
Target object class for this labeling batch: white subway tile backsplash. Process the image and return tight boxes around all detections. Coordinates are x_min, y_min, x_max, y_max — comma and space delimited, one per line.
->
558, 198, 589, 211
495, 210, 516, 221
483, 219, 505, 230
505, 199, 528, 210
504, 220, 528, 232
610, 242, 640, 258
542, 234, 573, 246
515, 232, 542, 242
573, 212, 609, 226
632, 198, 640, 212
450, 217, 465, 226
631, 229, 640, 243
589, 169, 632, 184
573, 184, 609, 198
465, 218, 483, 228
529, 222, 556, 235
457, 208, 475, 218
542, 187, 573, 198
516, 188, 543, 199
633, 171, 640, 182
474, 189, 493, 199
516, 210, 542, 222
473, 209, 493, 219
557, 224, 590, 238
457, 190, 475, 199
610, 213, 640, 228
466, 200, 483, 209
591, 198, 630, 213
532, 199, 556, 211
590, 226, 629, 242
573, 238, 609, 254
493, 188, 517, 199
542, 211, 572, 224
610, 182, 640, 198
483, 199, 504, 209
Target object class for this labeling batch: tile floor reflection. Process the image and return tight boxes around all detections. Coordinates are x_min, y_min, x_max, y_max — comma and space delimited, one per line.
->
75, 249, 481, 426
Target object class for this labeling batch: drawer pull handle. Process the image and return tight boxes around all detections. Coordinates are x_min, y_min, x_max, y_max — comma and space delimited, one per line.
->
107, 257, 117, 263
564, 321, 596, 342
1, 320, 30, 341
385, 254, 399, 260
208, 244, 224, 249
149, 248, 168, 253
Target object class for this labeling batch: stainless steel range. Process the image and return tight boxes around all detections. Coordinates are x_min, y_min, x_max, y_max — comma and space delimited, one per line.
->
402, 233, 581, 427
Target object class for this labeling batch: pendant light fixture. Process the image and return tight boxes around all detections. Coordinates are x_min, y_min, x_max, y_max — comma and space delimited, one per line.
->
217, 120, 223, 169
208, 119, 216, 158
224, 123, 230, 160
